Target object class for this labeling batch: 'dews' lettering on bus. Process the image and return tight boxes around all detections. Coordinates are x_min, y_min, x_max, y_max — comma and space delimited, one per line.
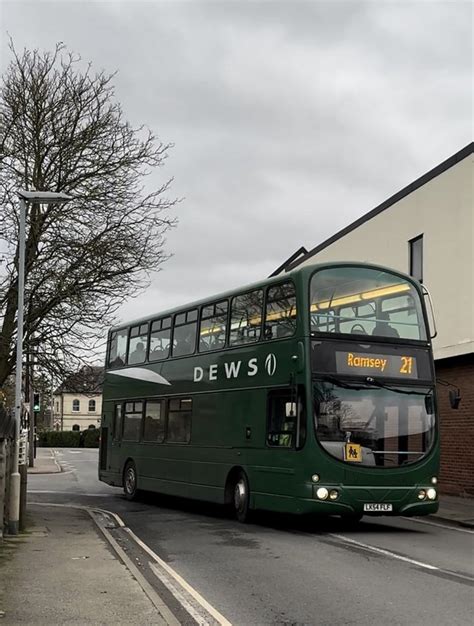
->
335, 351, 418, 379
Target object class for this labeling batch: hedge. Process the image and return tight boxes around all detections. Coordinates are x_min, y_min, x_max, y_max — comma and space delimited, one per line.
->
38, 429, 99, 448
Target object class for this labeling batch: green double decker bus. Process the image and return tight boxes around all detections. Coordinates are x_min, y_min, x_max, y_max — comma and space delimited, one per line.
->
99, 262, 439, 522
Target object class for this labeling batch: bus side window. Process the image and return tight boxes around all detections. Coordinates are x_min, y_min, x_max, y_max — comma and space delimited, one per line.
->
199, 300, 228, 352
173, 310, 198, 357
113, 404, 122, 441
229, 290, 263, 345
166, 398, 192, 443
265, 282, 297, 340
128, 323, 149, 364
108, 329, 128, 368
149, 317, 172, 361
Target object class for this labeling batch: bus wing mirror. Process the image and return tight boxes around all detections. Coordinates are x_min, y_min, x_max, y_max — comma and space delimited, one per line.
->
449, 389, 461, 410
422, 285, 437, 339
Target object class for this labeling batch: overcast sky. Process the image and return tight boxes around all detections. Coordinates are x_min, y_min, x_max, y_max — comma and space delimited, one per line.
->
1, 0, 472, 326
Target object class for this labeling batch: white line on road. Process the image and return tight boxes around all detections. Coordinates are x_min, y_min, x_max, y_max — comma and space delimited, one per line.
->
401, 516, 474, 534
123, 526, 232, 626
28, 490, 116, 497
329, 533, 438, 570
329, 533, 474, 583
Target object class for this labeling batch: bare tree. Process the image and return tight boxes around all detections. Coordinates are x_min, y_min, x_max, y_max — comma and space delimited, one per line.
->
0, 42, 177, 386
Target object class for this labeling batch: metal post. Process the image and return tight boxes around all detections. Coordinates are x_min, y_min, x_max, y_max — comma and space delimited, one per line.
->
28, 359, 35, 467
8, 197, 26, 535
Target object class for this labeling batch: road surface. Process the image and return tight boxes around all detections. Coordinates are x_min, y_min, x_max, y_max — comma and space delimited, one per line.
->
29, 448, 473, 625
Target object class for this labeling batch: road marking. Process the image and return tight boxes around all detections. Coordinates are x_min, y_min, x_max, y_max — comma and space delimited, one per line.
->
329, 532, 438, 570
150, 562, 214, 626
123, 526, 232, 625
402, 516, 474, 534
28, 490, 116, 497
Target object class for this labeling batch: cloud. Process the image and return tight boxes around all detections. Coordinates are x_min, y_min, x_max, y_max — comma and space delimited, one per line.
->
1, 0, 471, 328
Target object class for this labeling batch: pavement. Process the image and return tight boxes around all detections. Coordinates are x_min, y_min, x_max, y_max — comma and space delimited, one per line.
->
0, 504, 169, 625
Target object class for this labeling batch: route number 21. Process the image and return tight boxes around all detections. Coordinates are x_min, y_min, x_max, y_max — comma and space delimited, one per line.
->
400, 356, 414, 374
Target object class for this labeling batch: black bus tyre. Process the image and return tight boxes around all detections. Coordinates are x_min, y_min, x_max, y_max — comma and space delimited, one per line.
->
233, 472, 251, 523
123, 460, 139, 500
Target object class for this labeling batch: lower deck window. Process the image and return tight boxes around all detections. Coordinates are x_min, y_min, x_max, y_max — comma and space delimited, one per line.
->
166, 398, 192, 443
143, 400, 165, 442
123, 401, 143, 441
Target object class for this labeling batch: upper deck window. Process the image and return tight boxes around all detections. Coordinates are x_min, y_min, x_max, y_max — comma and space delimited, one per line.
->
149, 317, 172, 361
199, 300, 228, 352
230, 290, 263, 345
172, 310, 198, 357
265, 282, 297, 340
128, 323, 148, 364
310, 267, 426, 341
108, 328, 128, 367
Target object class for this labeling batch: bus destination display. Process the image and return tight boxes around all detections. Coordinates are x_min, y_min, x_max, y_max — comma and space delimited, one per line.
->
335, 351, 418, 379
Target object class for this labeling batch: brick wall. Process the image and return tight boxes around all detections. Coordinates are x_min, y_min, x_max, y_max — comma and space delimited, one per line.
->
435, 354, 474, 496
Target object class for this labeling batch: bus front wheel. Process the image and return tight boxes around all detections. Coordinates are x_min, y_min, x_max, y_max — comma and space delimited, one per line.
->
233, 472, 251, 523
123, 460, 138, 501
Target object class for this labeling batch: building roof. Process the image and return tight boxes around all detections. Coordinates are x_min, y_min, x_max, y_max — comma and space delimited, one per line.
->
284, 142, 474, 272
54, 366, 104, 395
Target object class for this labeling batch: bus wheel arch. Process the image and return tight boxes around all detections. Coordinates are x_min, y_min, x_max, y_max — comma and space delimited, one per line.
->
225, 467, 252, 523
123, 458, 139, 501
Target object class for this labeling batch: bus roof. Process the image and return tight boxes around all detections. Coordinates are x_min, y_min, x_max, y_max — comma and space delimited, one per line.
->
110, 261, 420, 332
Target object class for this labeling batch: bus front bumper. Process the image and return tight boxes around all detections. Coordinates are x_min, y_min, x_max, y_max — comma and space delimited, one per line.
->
298, 484, 440, 517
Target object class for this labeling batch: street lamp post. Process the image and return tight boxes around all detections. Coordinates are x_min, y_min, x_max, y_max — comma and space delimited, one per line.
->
8, 189, 72, 535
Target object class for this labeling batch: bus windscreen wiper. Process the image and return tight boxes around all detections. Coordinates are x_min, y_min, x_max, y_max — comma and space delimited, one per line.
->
364, 376, 430, 396
321, 375, 430, 396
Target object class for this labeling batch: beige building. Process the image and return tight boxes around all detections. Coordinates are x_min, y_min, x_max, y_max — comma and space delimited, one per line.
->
53, 366, 103, 432
279, 143, 473, 495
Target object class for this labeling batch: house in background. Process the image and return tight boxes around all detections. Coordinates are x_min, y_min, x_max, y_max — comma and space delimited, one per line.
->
277, 143, 473, 496
53, 366, 104, 431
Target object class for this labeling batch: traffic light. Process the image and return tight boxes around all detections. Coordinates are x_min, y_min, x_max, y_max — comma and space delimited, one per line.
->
33, 393, 40, 412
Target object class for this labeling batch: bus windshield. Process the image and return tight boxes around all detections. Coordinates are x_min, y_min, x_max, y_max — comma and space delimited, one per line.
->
313, 380, 435, 468
309, 267, 426, 341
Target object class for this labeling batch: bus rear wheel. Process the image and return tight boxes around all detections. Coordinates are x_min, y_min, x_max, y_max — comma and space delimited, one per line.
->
233, 472, 251, 523
123, 460, 138, 501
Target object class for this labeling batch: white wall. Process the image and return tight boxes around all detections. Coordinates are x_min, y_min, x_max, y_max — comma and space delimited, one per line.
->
53, 392, 102, 431
299, 155, 473, 360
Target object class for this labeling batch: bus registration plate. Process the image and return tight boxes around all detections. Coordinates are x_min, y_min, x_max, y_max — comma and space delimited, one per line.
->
363, 503, 393, 512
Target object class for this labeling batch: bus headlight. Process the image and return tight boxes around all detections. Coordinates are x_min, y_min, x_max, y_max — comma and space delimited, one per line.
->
417, 489, 427, 500
311, 474, 320, 483
431, 477, 437, 485
426, 488, 437, 500
329, 489, 339, 500
316, 487, 329, 500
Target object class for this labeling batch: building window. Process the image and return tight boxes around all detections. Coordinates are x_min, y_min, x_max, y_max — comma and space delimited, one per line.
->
409, 235, 423, 283
72, 424, 80, 431
55, 401, 59, 412
88, 399, 96, 412
72, 399, 80, 412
